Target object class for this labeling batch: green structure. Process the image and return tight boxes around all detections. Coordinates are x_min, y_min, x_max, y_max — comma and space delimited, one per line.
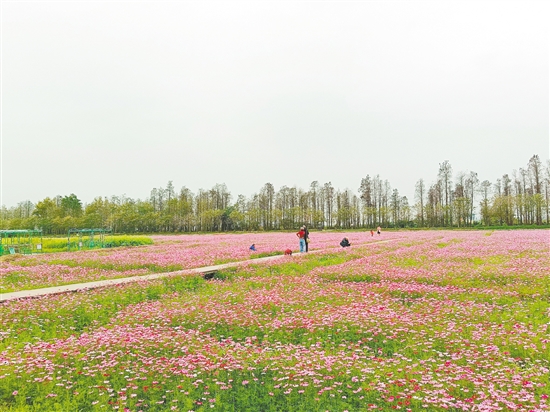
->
67, 228, 111, 251
0, 229, 43, 255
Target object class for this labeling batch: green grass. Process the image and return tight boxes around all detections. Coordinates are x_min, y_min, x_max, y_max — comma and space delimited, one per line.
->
38, 235, 153, 253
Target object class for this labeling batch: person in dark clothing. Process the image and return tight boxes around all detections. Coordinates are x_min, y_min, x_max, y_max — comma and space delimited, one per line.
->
340, 237, 351, 248
249, 244, 256, 251
304, 225, 310, 252
296, 226, 306, 253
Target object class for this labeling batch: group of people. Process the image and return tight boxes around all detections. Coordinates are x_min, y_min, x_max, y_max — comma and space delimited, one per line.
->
249, 225, 382, 254
343, 226, 381, 247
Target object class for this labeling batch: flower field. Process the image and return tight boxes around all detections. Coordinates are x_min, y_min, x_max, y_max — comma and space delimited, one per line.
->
0, 230, 549, 411
0, 232, 395, 293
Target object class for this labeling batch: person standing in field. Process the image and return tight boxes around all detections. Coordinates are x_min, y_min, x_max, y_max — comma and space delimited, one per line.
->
370, 230, 374, 237
304, 225, 310, 252
377, 226, 381, 235
296, 226, 306, 253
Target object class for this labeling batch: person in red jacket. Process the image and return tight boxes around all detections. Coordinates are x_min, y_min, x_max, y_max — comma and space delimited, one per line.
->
296, 226, 306, 253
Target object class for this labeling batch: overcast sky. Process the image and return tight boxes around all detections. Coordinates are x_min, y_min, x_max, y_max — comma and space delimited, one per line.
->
1, 1, 548, 208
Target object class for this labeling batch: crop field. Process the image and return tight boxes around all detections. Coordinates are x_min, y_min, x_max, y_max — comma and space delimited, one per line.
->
0, 230, 549, 411
0, 232, 394, 293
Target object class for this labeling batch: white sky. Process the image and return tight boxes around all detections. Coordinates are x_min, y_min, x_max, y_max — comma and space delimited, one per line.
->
1, 1, 549, 207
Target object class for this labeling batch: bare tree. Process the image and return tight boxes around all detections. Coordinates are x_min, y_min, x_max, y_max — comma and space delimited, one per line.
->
438, 160, 453, 226
359, 175, 374, 227
427, 181, 443, 227
479, 180, 492, 225
259, 182, 275, 230
528, 155, 543, 224
453, 172, 466, 227
415, 178, 426, 227
465, 171, 478, 225
545, 160, 550, 223
512, 170, 524, 225
390, 188, 400, 227
323, 182, 334, 228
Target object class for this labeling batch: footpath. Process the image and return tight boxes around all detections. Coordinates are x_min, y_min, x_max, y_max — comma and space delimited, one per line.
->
0, 239, 396, 303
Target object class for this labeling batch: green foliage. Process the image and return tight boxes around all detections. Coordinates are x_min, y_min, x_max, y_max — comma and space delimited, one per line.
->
39, 235, 153, 253
251, 251, 283, 259
103, 235, 153, 247
320, 272, 380, 283
390, 256, 425, 267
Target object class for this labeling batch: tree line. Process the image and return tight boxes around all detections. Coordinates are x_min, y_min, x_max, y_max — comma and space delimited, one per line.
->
2, 155, 549, 235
